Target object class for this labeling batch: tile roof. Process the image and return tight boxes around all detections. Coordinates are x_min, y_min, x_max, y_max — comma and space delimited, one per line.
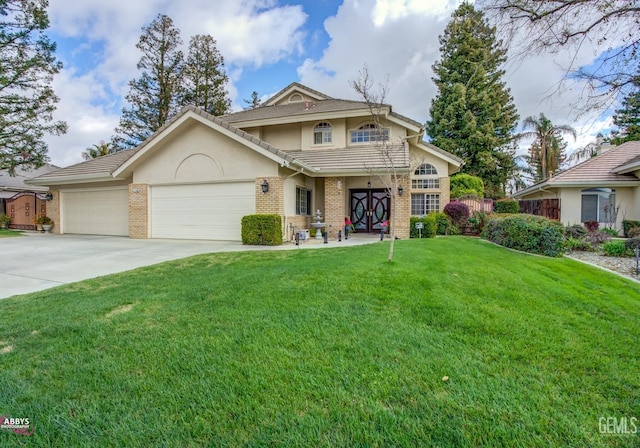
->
285, 144, 409, 174
31, 149, 139, 182
513, 140, 640, 197
1, 164, 59, 191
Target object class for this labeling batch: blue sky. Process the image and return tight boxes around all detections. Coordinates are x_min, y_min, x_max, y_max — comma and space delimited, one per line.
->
44, 0, 620, 167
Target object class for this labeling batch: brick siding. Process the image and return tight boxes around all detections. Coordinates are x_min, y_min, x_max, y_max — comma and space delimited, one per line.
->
128, 184, 148, 238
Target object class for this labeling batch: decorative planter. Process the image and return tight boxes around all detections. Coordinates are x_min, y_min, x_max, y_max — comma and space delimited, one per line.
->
42, 224, 53, 233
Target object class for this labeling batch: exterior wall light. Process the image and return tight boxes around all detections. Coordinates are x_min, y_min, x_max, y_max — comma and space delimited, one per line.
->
261, 179, 269, 193
44, 192, 53, 201
398, 186, 404, 196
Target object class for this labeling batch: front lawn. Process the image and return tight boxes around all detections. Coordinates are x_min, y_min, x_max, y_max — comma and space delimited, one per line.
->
0, 228, 21, 238
1, 237, 638, 447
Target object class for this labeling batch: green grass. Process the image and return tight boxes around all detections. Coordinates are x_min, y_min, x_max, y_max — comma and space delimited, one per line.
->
0, 228, 22, 238
1, 237, 639, 447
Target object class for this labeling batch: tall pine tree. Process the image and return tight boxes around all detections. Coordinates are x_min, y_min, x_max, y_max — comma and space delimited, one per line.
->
114, 14, 184, 149
610, 71, 640, 145
427, 2, 518, 197
0, 0, 67, 174
183, 34, 231, 116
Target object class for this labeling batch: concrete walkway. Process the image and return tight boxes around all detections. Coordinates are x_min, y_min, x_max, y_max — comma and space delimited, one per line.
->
0, 232, 380, 300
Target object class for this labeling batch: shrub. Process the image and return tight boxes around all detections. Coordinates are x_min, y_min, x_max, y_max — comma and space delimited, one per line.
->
564, 237, 592, 252
241, 214, 282, 245
583, 230, 611, 248
482, 214, 565, 257
468, 210, 488, 234
410, 215, 437, 238
627, 226, 640, 239
624, 237, 640, 253
564, 224, 587, 239
584, 220, 599, 232
433, 212, 456, 235
494, 199, 519, 214
602, 240, 630, 257
450, 173, 484, 199
0, 214, 10, 228
601, 228, 620, 237
622, 220, 640, 237
444, 202, 470, 227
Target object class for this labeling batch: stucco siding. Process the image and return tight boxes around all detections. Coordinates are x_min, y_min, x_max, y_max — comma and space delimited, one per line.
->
260, 123, 302, 151
133, 122, 278, 185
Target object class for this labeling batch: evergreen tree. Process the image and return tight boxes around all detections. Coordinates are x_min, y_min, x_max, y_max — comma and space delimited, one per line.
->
114, 14, 184, 149
0, 0, 67, 174
610, 74, 640, 145
183, 34, 231, 116
244, 91, 262, 109
426, 2, 519, 198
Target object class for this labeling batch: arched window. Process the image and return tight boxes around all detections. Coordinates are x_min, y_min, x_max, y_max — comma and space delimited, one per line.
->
350, 123, 389, 143
313, 122, 332, 144
412, 164, 439, 189
581, 188, 615, 223
289, 93, 303, 103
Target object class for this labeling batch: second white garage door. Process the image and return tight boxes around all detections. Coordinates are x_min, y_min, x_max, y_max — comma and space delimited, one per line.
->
61, 188, 129, 236
150, 183, 255, 241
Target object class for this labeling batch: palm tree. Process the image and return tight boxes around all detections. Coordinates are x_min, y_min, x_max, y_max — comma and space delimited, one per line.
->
519, 113, 576, 181
82, 141, 112, 160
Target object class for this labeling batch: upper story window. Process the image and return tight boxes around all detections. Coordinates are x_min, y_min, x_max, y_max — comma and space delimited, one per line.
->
350, 123, 389, 143
314, 122, 332, 145
412, 164, 439, 189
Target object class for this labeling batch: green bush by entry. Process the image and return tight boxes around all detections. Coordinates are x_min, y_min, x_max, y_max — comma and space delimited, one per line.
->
241, 214, 283, 245
622, 219, 640, 237
433, 212, 458, 235
409, 214, 437, 238
482, 214, 565, 257
494, 199, 519, 214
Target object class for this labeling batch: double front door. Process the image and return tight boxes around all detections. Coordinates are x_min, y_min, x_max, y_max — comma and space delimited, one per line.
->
350, 189, 389, 233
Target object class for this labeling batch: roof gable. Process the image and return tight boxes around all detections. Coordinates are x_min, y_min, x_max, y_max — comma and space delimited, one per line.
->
513, 140, 640, 197
263, 82, 332, 107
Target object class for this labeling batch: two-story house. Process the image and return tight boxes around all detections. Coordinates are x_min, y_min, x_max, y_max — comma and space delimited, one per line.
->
29, 83, 462, 241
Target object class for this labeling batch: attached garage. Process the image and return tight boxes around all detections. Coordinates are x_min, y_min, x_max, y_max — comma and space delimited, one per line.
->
150, 182, 255, 241
61, 187, 129, 236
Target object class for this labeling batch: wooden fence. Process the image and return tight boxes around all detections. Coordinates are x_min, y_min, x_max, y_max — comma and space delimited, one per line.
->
518, 199, 560, 220
450, 196, 494, 214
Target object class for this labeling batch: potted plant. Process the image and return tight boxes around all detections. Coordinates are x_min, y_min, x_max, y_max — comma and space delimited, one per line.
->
0, 214, 10, 230
36, 216, 54, 233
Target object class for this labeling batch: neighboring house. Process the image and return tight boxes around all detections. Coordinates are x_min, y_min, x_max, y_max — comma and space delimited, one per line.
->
29, 83, 462, 241
513, 141, 640, 231
0, 165, 57, 229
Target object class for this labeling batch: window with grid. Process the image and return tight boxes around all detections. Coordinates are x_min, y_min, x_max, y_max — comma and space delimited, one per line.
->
411, 178, 440, 189
313, 122, 332, 144
411, 193, 440, 216
296, 187, 312, 215
350, 123, 389, 143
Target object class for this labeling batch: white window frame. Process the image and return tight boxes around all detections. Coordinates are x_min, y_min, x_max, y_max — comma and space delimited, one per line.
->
411, 164, 439, 190
313, 122, 332, 145
349, 123, 389, 144
296, 187, 312, 216
411, 193, 440, 216
581, 188, 615, 223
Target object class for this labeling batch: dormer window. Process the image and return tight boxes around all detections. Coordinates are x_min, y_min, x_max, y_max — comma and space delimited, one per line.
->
289, 93, 303, 103
313, 122, 332, 145
350, 123, 389, 143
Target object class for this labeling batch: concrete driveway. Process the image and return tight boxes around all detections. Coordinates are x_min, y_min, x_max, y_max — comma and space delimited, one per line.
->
0, 232, 378, 300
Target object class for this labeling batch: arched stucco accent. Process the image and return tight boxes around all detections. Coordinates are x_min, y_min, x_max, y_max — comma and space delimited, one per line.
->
174, 153, 224, 181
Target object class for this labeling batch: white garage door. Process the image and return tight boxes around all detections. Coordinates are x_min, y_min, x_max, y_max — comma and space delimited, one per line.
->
150, 183, 255, 241
62, 188, 129, 236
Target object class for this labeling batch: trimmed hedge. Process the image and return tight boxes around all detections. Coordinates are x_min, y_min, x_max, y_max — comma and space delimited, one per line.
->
443, 202, 470, 227
410, 214, 437, 238
482, 214, 565, 257
241, 214, 283, 245
433, 212, 458, 235
494, 199, 519, 214
623, 220, 640, 237
450, 173, 484, 199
